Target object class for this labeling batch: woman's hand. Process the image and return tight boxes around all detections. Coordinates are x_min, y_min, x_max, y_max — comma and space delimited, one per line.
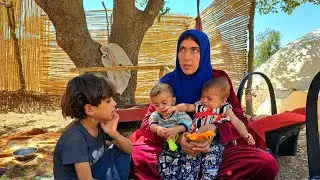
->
189, 138, 211, 153
100, 113, 119, 137
179, 132, 200, 157
187, 124, 216, 153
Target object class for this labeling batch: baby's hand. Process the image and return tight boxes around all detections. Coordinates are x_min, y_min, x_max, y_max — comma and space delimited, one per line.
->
164, 128, 178, 139
245, 133, 255, 145
166, 106, 179, 114
157, 127, 168, 138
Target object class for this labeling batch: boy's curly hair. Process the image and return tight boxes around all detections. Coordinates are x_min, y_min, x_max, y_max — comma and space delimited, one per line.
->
61, 73, 115, 120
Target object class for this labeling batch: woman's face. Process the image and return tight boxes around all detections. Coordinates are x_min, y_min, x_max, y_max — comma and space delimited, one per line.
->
178, 38, 200, 75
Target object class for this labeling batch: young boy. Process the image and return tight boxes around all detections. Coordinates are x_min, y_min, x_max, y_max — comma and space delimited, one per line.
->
53, 73, 132, 180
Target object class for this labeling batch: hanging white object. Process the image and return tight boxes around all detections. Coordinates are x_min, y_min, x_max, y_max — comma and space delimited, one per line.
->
100, 43, 133, 95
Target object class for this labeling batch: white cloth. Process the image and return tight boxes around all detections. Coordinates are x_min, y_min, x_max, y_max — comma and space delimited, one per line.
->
101, 43, 133, 95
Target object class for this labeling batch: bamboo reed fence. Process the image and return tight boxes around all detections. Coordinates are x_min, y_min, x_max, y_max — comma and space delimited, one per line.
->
0, 0, 49, 93
0, 0, 251, 103
189, 0, 251, 85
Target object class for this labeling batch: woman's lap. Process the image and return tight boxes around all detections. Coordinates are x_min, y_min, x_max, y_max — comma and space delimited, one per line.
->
131, 142, 162, 180
217, 145, 278, 180
131, 142, 278, 180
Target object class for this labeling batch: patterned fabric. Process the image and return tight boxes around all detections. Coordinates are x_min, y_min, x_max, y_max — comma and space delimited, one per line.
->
182, 139, 224, 180
158, 143, 186, 180
149, 112, 192, 180
148, 111, 192, 131
191, 102, 232, 132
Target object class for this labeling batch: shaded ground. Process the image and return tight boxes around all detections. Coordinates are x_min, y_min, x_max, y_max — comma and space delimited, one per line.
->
0, 91, 61, 114
0, 111, 311, 180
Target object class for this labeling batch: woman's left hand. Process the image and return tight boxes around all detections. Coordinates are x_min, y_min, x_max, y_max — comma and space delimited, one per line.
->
189, 124, 216, 152
100, 113, 119, 137
189, 137, 211, 153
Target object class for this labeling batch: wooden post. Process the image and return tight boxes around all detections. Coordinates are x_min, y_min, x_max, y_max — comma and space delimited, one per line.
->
163, 66, 170, 74
78, 69, 85, 75
2, 2, 26, 90
70, 65, 174, 78
159, 67, 164, 79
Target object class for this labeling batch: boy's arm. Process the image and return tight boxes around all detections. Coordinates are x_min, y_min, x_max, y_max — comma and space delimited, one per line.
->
227, 109, 250, 139
75, 162, 92, 180
111, 132, 132, 154
100, 114, 132, 154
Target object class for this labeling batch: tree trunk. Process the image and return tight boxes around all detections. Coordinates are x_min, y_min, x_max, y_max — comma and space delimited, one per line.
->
109, 0, 164, 104
246, 0, 256, 116
34, 0, 164, 104
34, 0, 103, 68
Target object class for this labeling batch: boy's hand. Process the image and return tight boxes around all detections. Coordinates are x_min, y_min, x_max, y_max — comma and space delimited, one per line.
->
245, 133, 255, 145
100, 113, 119, 137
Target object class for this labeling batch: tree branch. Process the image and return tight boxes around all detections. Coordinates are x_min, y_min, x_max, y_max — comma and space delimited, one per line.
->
0, 1, 11, 8
113, 0, 135, 17
143, 0, 164, 26
102, 1, 110, 40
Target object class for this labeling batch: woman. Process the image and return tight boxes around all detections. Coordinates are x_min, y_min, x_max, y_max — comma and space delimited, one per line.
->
130, 29, 279, 179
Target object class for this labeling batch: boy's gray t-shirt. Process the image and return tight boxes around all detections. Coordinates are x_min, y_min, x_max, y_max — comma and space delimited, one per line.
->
53, 121, 113, 179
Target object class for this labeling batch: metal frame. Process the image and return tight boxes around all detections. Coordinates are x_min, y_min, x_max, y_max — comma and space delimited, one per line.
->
306, 71, 320, 179
237, 72, 305, 156
237, 72, 277, 115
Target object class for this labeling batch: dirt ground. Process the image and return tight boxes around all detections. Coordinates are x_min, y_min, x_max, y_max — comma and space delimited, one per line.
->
0, 110, 311, 180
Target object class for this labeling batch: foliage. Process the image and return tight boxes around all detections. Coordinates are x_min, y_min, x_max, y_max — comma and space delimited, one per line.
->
136, 0, 170, 22
254, 28, 281, 69
157, 2, 170, 22
257, 0, 320, 14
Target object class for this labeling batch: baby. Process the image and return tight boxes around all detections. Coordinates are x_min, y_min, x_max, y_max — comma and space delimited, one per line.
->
148, 83, 192, 178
